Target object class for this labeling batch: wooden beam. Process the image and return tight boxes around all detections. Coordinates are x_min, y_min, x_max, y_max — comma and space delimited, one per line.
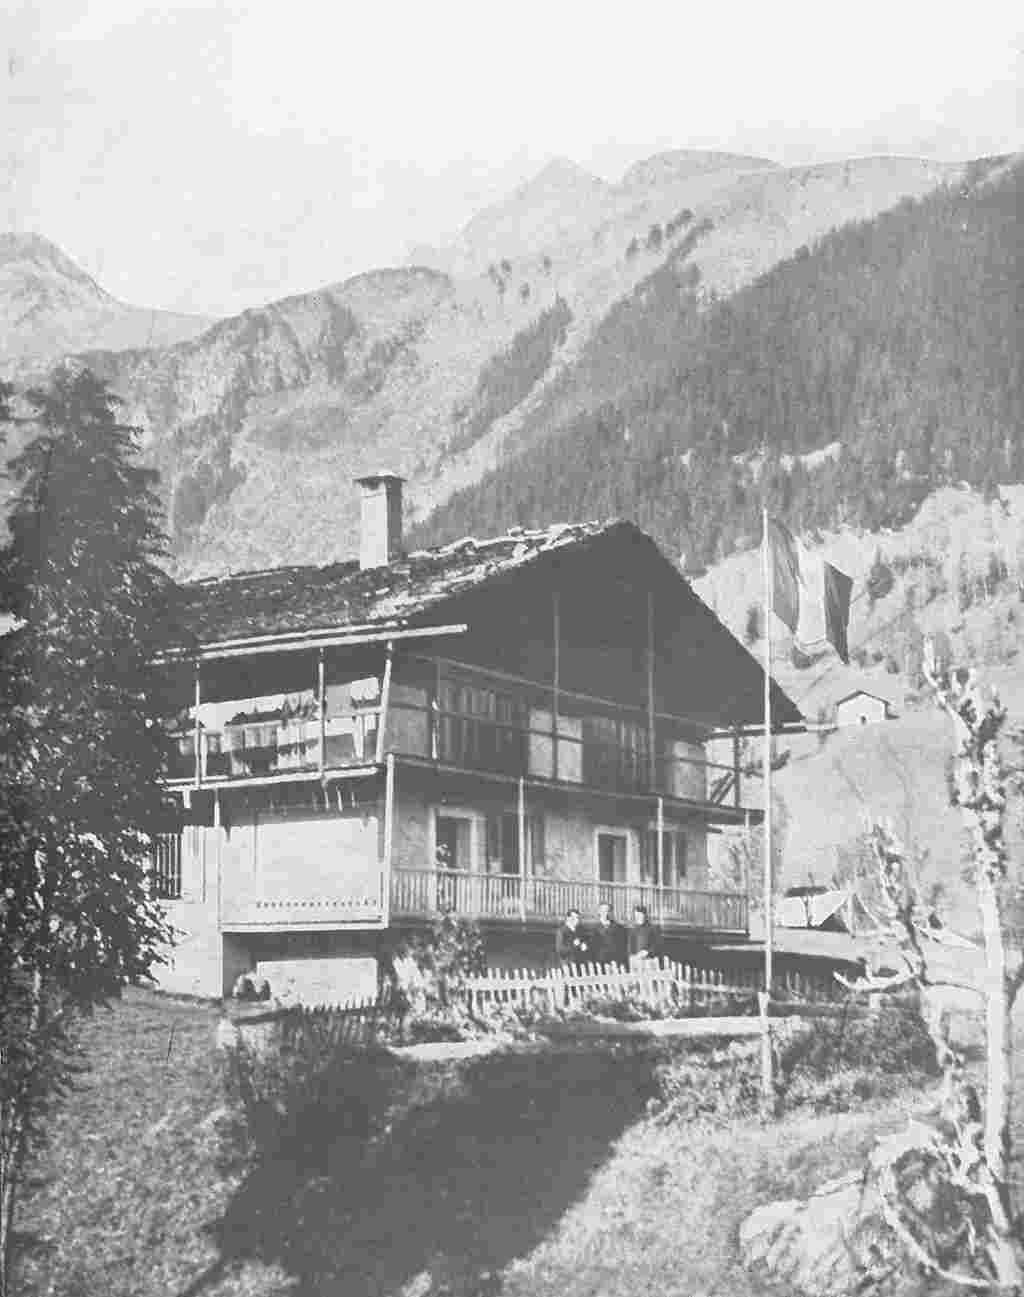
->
376, 640, 394, 764
552, 590, 561, 780
518, 775, 527, 924
193, 665, 202, 789
383, 753, 395, 927
656, 795, 664, 889
318, 646, 326, 774
647, 590, 656, 790
161, 622, 469, 664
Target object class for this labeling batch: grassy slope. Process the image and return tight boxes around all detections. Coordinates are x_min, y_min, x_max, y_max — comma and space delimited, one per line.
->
697, 484, 1024, 933
16, 991, 959, 1297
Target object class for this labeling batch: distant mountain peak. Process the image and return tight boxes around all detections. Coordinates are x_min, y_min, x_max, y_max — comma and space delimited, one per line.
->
518, 156, 609, 197
618, 149, 778, 191
0, 231, 108, 299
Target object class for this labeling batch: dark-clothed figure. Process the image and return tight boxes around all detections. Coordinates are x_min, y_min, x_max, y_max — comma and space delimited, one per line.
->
592, 901, 627, 968
628, 904, 661, 965
556, 908, 590, 966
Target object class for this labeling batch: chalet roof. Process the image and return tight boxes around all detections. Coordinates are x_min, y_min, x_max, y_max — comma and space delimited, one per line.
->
177, 520, 622, 645
834, 688, 896, 708
174, 519, 803, 727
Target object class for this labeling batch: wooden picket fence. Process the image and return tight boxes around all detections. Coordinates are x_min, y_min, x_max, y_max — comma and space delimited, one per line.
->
464, 958, 845, 1017
464, 959, 761, 1017
280, 994, 401, 1049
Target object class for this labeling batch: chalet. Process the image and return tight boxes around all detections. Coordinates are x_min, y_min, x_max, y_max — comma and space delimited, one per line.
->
153, 474, 802, 1003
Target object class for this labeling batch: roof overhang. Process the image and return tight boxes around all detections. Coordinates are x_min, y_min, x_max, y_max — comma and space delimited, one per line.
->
157, 621, 468, 664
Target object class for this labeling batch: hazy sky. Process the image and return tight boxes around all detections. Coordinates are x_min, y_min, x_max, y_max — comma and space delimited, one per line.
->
4, 0, 1022, 317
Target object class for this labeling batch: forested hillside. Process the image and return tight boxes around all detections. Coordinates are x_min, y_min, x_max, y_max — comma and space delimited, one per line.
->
413, 156, 1022, 571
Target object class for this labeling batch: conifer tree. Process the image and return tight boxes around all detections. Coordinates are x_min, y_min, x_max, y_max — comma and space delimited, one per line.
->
0, 369, 178, 1296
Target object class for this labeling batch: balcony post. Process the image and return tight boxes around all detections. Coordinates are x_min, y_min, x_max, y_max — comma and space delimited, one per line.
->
193, 663, 202, 788
518, 775, 527, 923
733, 726, 741, 808
376, 640, 394, 764
552, 590, 560, 780
318, 646, 326, 773
646, 590, 656, 790
383, 752, 395, 926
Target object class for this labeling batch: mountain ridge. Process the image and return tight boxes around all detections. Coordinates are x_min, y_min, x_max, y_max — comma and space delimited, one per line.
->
1, 150, 982, 580
0, 231, 216, 379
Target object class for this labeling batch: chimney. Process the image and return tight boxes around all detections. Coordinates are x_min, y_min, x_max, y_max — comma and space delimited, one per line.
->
355, 473, 404, 569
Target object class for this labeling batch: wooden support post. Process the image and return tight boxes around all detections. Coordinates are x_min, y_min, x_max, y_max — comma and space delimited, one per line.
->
193, 664, 202, 788
383, 752, 395, 926
656, 795, 664, 890
518, 775, 527, 924
552, 590, 560, 780
647, 590, 656, 791
376, 640, 394, 765
733, 727, 741, 808
318, 646, 326, 773
433, 658, 442, 761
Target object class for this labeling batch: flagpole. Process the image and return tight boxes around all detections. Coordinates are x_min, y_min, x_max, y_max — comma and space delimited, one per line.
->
760, 506, 774, 1109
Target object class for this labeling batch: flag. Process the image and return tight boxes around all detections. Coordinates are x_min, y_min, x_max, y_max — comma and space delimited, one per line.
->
765, 517, 852, 663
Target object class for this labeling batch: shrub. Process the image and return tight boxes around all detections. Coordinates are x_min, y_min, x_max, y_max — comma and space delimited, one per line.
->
777, 1006, 939, 1112
649, 1039, 763, 1125
220, 1011, 398, 1165
397, 912, 486, 1017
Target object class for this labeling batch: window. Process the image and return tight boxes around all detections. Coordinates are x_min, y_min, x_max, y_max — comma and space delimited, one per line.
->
437, 682, 526, 773
485, 812, 519, 874
484, 811, 546, 874
582, 716, 650, 791
151, 833, 183, 900
596, 830, 629, 883
435, 813, 473, 871
642, 828, 688, 887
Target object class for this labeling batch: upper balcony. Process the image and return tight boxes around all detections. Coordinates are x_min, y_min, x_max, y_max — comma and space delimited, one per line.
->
164, 654, 753, 819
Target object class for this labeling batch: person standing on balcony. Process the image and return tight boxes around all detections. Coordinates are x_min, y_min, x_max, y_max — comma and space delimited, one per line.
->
556, 908, 590, 968
628, 904, 662, 966
592, 902, 627, 969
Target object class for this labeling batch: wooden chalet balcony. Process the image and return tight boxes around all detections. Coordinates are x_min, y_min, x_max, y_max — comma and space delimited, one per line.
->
167, 710, 380, 784
217, 866, 747, 934
389, 868, 748, 935
164, 657, 749, 818
389, 682, 746, 814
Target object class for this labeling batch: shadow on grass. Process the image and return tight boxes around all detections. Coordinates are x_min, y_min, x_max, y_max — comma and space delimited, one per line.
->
181, 1044, 660, 1297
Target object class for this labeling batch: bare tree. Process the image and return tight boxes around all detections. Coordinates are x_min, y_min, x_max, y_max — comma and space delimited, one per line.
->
838, 648, 1024, 1290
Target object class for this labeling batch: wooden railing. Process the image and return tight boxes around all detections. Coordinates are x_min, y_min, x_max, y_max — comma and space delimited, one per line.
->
166, 710, 381, 784
387, 692, 741, 809
389, 868, 748, 934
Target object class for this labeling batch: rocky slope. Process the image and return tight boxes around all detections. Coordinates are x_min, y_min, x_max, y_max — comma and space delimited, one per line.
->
2, 152, 967, 577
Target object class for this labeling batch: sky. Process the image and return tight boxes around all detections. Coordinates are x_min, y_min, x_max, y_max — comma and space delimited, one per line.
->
3, 0, 1022, 317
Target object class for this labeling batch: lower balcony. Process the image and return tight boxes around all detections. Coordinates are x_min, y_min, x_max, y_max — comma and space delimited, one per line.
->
217, 868, 747, 934
390, 868, 748, 935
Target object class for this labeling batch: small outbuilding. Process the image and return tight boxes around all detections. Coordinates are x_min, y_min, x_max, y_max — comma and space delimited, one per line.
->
834, 689, 897, 728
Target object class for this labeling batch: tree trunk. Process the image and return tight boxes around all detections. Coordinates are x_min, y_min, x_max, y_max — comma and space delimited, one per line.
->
0, 968, 46, 1297
979, 871, 1013, 1207
0, 1122, 24, 1297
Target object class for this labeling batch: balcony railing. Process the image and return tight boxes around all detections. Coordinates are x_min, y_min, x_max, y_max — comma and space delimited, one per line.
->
388, 694, 740, 809
389, 868, 748, 934
167, 711, 380, 783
